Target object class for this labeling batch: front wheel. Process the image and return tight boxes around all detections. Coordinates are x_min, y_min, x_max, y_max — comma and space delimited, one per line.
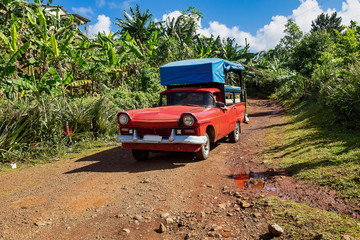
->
229, 122, 241, 143
195, 133, 210, 160
132, 149, 149, 161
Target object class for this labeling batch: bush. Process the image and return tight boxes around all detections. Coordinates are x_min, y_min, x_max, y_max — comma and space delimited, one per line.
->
0, 87, 161, 163
320, 62, 360, 128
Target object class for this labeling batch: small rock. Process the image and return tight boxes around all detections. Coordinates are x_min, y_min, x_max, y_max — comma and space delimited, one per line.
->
313, 234, 323, 240
223, 228, 231, 232
217, 203, 227, 210
268, 223, 284, 237
165, 217, 174, 224
264, 200, 272, 207
253, 212, 262, 218
122, 229, 130, 233
157, 223, 166, 233
342, 235, 351, 240
160, 212, 169, 218
233, 192, 241, 198
133, 215, 142, 220
140, 179, 150, 183
208, 232, 222, 238
210, 225, 222, 231
34, 220, 51, 226
239, 200, 251, 208
34, 221, 46, 226
227, 212, 234, 217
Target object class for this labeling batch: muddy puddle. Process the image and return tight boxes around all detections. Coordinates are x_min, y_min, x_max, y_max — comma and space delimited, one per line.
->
231, 168, 360, 220
233, 172, 265, 190
231, 168, 285, 193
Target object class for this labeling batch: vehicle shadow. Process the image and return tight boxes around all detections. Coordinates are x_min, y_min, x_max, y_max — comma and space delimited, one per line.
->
65, 147, 203, 174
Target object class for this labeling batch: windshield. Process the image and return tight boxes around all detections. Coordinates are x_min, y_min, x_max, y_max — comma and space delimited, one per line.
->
159, 92, 215, 107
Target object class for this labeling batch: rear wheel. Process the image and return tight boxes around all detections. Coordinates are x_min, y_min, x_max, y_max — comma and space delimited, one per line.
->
195, 133, 210, 160
132, 149, 149, 161
229, 122, 241, 143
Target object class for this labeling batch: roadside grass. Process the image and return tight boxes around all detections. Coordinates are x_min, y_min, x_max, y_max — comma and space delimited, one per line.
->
261, 196, 360, 239
0, 139, 118, 173
263, 101, 360, 200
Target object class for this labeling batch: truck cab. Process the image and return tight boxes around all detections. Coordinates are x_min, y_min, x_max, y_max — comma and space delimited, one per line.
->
117, 58, 248, 161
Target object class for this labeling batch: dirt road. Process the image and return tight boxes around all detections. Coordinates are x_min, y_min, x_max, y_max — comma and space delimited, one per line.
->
0, 99, 358, 240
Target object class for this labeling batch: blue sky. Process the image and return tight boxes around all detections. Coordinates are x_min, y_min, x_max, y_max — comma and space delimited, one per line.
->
49, 0, 359, 51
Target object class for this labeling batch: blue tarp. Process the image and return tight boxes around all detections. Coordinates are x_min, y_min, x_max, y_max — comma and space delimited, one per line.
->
225, 85, 242, 92
160, 58, 245, 86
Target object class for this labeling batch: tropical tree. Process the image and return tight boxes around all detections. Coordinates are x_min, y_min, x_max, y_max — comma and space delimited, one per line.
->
114, 4, 155, 46
311, 12, 344, 35
275, 19, 303, 57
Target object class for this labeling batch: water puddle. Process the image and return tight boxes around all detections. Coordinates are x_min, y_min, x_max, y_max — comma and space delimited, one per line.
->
233, 171, 265, 189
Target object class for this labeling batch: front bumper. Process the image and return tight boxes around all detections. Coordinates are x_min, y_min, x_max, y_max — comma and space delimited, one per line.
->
117, 129, 207, 144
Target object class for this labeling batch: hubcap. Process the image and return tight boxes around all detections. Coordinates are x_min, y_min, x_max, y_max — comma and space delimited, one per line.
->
203, 135, 210, 156
235, 123, 240, 140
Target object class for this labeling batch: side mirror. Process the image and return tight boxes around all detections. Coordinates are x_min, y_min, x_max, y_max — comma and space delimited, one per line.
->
216, 102, 225, 108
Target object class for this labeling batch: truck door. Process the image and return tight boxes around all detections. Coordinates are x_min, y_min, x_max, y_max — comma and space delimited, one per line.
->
215, 92, 231, 139
234, 92, 246, 123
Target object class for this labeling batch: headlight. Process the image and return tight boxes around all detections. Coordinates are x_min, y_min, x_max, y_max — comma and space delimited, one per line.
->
119, 114, 129, 125
183, 115, 195, 127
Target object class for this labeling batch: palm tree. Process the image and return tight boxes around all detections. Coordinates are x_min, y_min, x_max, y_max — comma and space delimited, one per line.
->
114, 4, 155, 45
311, 12, 344, 35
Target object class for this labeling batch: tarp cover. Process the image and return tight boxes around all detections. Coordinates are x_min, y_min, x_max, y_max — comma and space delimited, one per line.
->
225, 85, 242, 92
160, 58, 245, 86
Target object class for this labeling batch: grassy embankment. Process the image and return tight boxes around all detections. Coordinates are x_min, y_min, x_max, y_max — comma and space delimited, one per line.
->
261, 197, 360, 239
262, 101, 360, 239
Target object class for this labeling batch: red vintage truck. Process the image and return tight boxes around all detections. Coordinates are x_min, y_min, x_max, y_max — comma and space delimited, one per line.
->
117, 58, 248, 161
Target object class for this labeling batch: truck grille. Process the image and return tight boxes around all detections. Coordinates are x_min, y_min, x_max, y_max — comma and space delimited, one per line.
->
136, 128, 172, 138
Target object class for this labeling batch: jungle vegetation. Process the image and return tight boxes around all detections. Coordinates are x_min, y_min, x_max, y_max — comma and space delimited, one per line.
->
0, 0, 359, 163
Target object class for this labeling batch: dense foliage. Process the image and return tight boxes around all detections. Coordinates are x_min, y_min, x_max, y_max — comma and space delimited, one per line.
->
252, 15, 360, 129
0, 0, 254, 163
1, 0, 359, 164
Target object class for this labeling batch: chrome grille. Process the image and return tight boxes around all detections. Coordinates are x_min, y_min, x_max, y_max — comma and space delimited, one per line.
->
136, 128, 172, 138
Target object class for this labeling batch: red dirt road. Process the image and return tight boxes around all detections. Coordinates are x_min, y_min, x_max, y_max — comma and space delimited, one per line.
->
0, 99, 358, 240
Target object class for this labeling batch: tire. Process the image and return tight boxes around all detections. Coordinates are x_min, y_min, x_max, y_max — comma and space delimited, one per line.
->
132, 149, 149, 161
195, 133, 210, 160
229, 122, 241, 143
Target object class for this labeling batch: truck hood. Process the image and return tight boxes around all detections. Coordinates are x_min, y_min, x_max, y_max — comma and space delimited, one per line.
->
127, 106, 206, 121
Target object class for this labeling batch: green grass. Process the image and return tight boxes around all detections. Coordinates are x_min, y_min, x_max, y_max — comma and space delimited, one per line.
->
261, 196, 360, 239
0, 139, 118, 172
263, 100, 360, 200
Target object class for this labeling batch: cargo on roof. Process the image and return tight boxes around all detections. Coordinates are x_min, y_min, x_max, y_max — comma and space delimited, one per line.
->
160, 58, 245, 86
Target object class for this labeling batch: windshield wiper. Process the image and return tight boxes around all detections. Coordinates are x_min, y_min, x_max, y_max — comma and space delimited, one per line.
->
183, 104, 204, 107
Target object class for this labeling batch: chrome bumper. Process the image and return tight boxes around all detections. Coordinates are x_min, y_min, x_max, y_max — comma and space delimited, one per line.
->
117, 129, 207, 144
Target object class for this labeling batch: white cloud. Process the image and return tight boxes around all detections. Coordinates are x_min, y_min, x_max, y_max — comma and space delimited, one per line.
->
88, 15, 111, 37
156, 10, 182, 23
254, 15, 288, 50
96, 0, 106, 8
159, 0, 360, 52
292, 0, 323, 32
108, 0, 137, 9
339, 0, 360, 26
72, 7, 93, 18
